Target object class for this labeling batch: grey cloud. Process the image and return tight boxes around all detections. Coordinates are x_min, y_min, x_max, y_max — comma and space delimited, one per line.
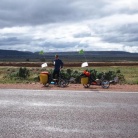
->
100, 23, 138, 47
104, 35, 138, 43
0, 0, 137, 28
0, 0, 138, 53
32, 38, 89, 50
119, 23, 138, 34
0, 36, 30, 46
0, 37, 21, 45
40, 41, 78, 49
73, 32, 91, 38
120, 8, 138, 15
0, 0, 116, 28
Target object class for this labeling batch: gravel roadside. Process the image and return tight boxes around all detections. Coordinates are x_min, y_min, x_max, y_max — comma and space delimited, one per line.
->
0, 83, 138, 92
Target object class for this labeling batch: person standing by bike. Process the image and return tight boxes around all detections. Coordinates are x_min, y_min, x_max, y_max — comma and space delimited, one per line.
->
53, 54, 63, 79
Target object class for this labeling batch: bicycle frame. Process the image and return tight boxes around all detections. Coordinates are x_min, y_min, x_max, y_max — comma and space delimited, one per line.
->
81, 71, 110, 89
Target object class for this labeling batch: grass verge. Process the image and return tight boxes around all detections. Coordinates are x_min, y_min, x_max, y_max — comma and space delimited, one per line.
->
0, 66, 137, 84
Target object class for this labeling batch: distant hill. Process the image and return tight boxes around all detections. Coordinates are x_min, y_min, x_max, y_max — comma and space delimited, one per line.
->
0, 49, 38, 62
0, 49, 138, 62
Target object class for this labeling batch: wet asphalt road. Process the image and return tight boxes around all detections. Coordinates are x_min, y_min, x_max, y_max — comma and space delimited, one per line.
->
0, 89, 138, 138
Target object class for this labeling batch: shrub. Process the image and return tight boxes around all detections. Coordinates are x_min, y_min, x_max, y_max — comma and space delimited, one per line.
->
117, 74, 126, 84
18, 67, 30, 79
79, 69, 125, 84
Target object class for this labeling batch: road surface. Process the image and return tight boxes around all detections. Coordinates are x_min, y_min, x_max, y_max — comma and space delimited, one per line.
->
0, 89, 138, 138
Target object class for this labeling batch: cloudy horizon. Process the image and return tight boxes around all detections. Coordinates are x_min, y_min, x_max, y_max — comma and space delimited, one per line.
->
0, 0, 138, 53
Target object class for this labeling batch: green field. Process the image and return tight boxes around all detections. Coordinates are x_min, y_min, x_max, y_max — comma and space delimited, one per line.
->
0, 66, 138, 84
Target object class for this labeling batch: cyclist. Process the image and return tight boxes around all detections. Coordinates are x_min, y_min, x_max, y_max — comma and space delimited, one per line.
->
53, 54, 63, 79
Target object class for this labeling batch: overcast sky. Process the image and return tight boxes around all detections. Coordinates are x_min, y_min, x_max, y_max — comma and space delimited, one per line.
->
0, 0, 138, 53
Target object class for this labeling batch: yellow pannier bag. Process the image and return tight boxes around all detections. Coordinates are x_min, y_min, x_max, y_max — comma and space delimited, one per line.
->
40, 72, 49, 84
81, 77, 89, 84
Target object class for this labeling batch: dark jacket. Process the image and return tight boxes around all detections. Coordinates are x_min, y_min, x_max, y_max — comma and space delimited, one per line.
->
54, 59, 63, 71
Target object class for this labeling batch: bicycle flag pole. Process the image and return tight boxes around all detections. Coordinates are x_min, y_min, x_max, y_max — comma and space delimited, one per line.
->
79, 49, 86, 61
79, 49, 88, 67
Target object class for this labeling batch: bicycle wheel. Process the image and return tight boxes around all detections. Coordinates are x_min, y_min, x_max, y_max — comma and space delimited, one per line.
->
101, 80, 110, 88
43, 83, 49, 87
59, 79, 66, 88
83, 84, 90, 88
64, 79, 69, 86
